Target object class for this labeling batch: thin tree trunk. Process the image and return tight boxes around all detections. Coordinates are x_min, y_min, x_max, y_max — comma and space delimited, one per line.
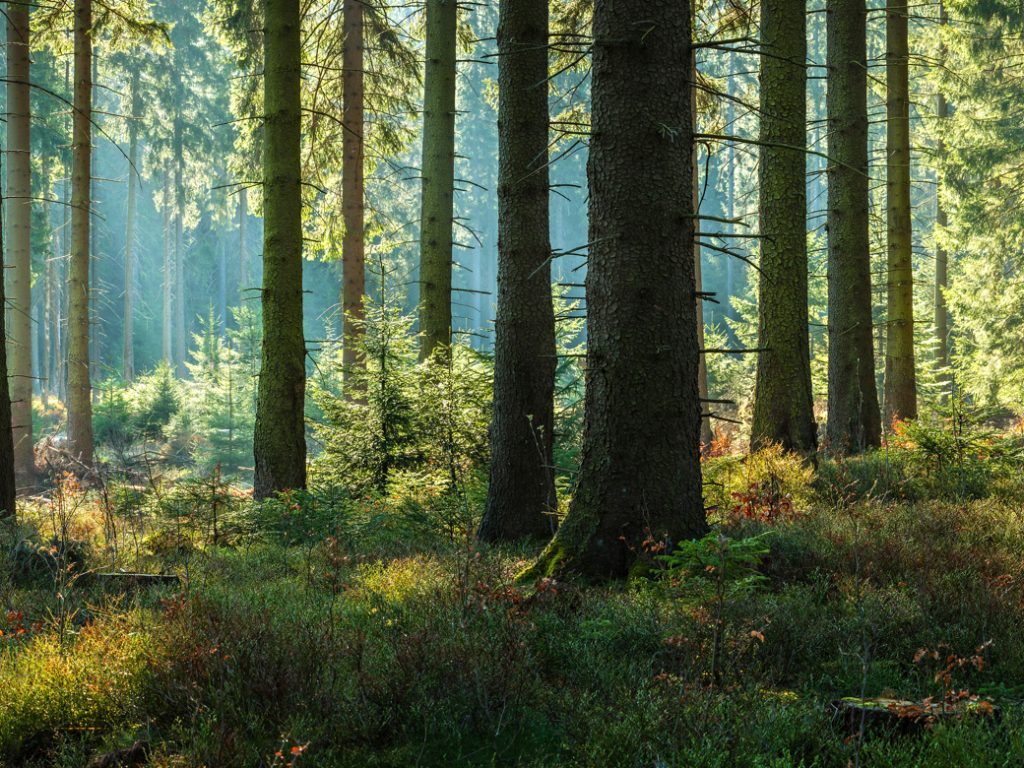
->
68, 0, 95, 466
826, 0, 881, 452
0, 148, 18, 520
7, 3, 33, 480
174, 111, 187, 375
934, 0, 949, 383
883, 0, 917, 422
751, 0, 817, 453
523, 0, 706, 580
478, 0, 556, 542
163, 171, 172, 365
89, 50, 99, 389
692, 25, 714, 450
253, 0, 307, 498
239, 186, 248, 304
123, 69, 140, 381
342, 0, 365, 375
418, 0, 457, 359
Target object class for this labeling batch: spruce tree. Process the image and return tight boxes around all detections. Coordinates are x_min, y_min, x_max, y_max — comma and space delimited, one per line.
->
342, 0, 366, 376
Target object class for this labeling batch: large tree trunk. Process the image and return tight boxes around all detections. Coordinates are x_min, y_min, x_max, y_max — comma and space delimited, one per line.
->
750, 0, 817, 453
68, 0, 94, 466
342, 0, 365, 375
418, 0, 457, 359
0, 150, 18, 521
523, 0, 706, 580
934, 0, 949, 383
253, 0, 307, 498
123, 68, 140, 382
7, 3, 33, 481
174, 111, 187, 376
883, 0, 917, 422
477, 0, 556, 542
826, 0, 881, 452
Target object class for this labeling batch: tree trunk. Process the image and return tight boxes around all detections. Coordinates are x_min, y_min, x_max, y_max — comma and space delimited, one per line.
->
0, 149, 18, 521
123, 68, 140, 382
883, 0, 917, 422
174, 111, 187, 376
523, 0, 706, 580
89, 51, 99, 389
418, 0, 457, 359
342, 0, 365, 375
7, 3, 33, 481
68, 0, 94, 466
239, 186, 248, 305
826, 0, 881, 452
253, 0, 307, 498
934, 1, 949, 383
162, 171, 172, 365
750, 0, 817, 454
477, 0, 556, 542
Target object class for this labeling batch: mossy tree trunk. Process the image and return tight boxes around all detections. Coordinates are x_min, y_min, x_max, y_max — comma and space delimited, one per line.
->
68, 0, 94, 466
478, 0, 557, 542
7, 3, 33, 481
523, 0, 707, 581
123, 67, 141, 382
418, 0, 457, 360
751, 0, 817, 453
883, 0, 917, 422
253, 0, 307, 499
826, 0, 881, 452
342, 0, 366, 377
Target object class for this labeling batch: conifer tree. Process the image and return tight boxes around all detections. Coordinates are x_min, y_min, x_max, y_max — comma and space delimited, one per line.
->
342, 0, 366, 375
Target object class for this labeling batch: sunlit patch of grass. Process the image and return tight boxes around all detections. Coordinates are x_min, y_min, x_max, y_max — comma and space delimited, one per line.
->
346, 555, 447, 606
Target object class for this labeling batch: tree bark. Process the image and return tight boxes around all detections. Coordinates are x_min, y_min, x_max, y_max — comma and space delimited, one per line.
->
123, 68, 140, 382
253, 0, 307, 498
239, 186, 249, 304
934, 1, 949, 382
418, 0, 457, 359
883, 0, 917, 422
68, 0, 94, 466
826, 0, 881, 452
7, 3, 33, 480
342, 0, 365, 376
751, 0, 817, 453
174, 110, 187, 376
523, 0, 707, 580
0, 149, 18, 520
478, 0, 557, 542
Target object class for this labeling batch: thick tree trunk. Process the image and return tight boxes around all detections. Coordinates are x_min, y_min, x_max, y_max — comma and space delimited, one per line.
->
342, 0, 365, 375
7, 4, 33, 481
0, 150, 18, 520
123, 68, 140, 382
478, 0, 557, 542
826, 0, 881, 452
162, 172, 172, 365
68, 0, 94, 466
174, 112, 187, 376
418, 0, 457, 359
523, 0, 706, 580
751, 0, 817, 453
934, 1, 949, 381
883, 0, 917, 422
253, 0, 307, 498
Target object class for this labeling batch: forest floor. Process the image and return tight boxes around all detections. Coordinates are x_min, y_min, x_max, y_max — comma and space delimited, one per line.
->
3, 438, 1024, 767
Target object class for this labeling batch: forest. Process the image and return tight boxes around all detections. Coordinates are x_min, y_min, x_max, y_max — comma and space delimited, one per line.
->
2, 0, 1024, 764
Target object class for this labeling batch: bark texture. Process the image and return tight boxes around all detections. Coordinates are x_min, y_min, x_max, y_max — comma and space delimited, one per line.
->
0, 151, 17, 520
253, 0, 307, 498
751, 0, 817, 453
123, 68, 141, 381
478, 0, 557, 542
7, 4, 33, 480
68, 0, 94, 466
826, 0, 881, 452
418, 0, 457, 359
342, 0, 366, 374
523, 0, 707, 580
883, 0, 918, 422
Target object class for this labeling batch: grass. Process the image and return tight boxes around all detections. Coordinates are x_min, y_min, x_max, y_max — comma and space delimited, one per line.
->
2, 444, 1024, 766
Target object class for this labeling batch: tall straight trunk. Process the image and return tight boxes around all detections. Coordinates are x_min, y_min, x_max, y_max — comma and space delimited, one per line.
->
883, 0, 917, 422
44, 186, 54, 409
523, 0, 706, 580
162, 171, 172, 364
477, 0, 556, 542
418, 0, 457, 359
253, 0, 307, 498
174, 112, 187, 375
217, 234, 227, 333
934, 0, 949, 379
0, 149, 17, 521
826, 0, 881, 452
123, 68, 140, 382
68, 0, 94, 465
89, 50, 99, 388
342, 0, 365, 373
239, 186, 248, 302
751, 0, 817, 453
7, 3, 33, 480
